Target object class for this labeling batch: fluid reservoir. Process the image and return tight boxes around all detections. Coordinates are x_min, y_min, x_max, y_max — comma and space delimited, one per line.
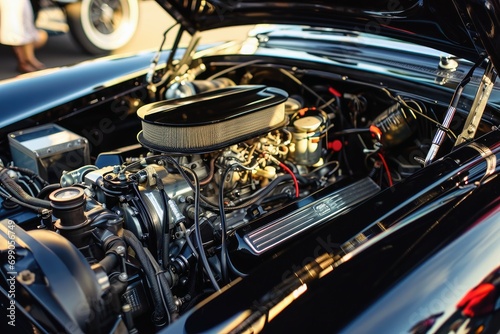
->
372, 103, 417, 147
292, 115, 324, 166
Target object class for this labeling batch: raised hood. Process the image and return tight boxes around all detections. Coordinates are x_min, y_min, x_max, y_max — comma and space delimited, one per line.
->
156, 0, 500, 70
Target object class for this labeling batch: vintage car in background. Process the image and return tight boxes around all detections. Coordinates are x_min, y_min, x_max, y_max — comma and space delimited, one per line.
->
1, 0, 500, 333
38, 0, 139, 54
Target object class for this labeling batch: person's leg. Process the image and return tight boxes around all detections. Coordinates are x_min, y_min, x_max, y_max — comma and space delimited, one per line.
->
12, 45, 38, 73
21, 0, 48, 70
0, 0, 47, 72
34, 29, 48, 49
28, 30, 48, 69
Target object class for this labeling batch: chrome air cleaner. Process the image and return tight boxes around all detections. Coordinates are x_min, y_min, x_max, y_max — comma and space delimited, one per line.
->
137, 85, 288, 153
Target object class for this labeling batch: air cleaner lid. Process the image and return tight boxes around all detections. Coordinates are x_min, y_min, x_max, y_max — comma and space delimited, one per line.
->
137, 85, 288, 153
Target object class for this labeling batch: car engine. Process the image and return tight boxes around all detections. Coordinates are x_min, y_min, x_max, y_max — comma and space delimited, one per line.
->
0, 57, 495, 333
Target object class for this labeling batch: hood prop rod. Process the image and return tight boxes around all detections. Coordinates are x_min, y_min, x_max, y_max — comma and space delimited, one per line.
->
424, 55, 486, 166
454, 59, 497, 147
145, 23, 181, 100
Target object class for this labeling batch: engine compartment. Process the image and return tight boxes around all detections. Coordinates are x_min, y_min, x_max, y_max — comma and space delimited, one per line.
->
0, 56, 496, 333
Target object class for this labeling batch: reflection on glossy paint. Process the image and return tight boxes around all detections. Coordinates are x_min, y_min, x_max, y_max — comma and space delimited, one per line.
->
424, 266, 500, 334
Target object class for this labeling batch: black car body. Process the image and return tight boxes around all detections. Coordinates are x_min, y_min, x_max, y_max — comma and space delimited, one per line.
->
1, 1, 500, 333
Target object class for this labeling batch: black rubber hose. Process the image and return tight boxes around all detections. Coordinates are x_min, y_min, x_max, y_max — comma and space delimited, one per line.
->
36, 183, 61, 199
163, 156, 220, 291
6, 165, 49, 186
198, 174, 295, 212
158, 271, 179, 321
0, 191, 48, 214
230, 174, 294, 208
99, 253, 119, 274
0, 167, 51, 208
144, 246, 178, 319
155, 176, 171, 269
163, 227, 170, 267
259, 193, 293, 206
123, 229, 168, 325
219, 166, 233, 283
175, 162, 221, 291
99, 236, 127, 274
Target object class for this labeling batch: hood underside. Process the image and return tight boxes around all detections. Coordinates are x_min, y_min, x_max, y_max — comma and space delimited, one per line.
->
156, 0, 500, 69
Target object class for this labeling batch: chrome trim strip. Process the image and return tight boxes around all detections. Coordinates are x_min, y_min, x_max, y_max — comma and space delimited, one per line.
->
243, 177, 380, 254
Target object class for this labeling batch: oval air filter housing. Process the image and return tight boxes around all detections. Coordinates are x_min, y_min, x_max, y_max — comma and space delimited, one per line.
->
137, 85, 288, 153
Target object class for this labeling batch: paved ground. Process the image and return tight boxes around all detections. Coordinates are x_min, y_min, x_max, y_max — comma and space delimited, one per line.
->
0, 1, 251, 81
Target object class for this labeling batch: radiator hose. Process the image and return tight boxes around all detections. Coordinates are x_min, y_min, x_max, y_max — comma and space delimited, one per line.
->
123, 230, 178, 324
0, 166, 51, 210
